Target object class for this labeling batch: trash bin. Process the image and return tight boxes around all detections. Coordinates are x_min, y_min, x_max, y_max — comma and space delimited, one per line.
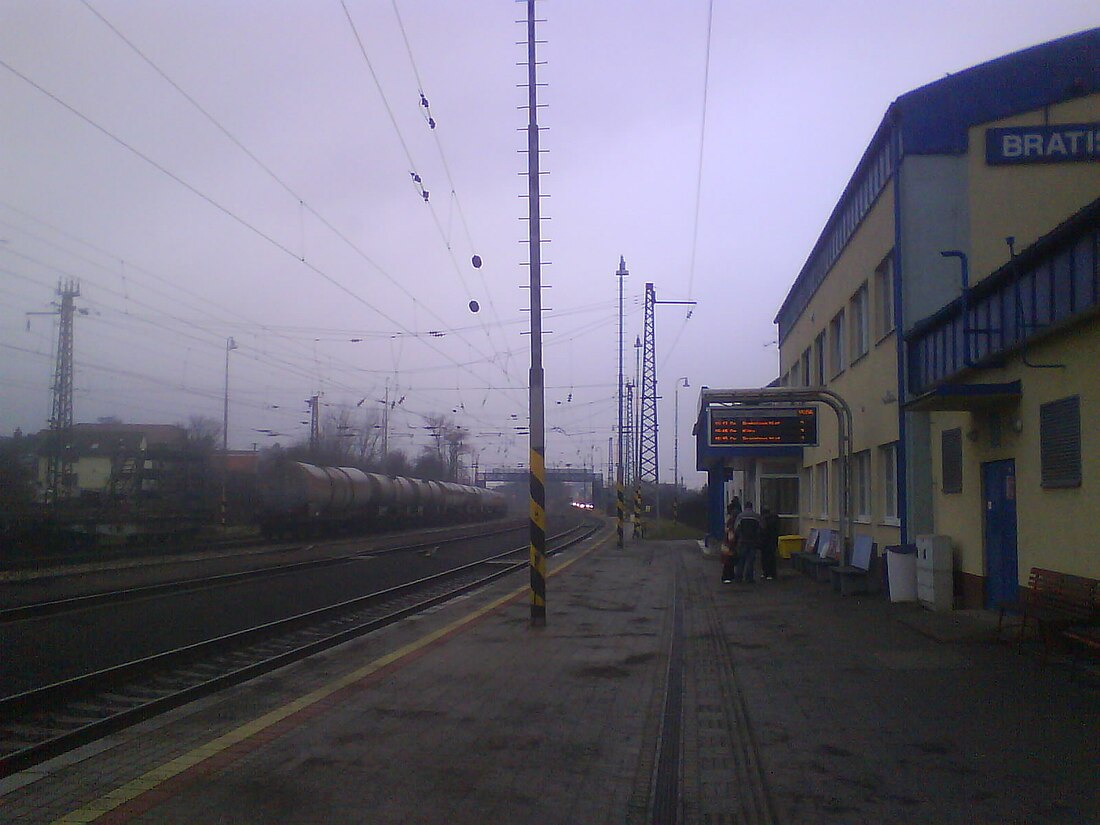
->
778, 535, 804, 560
886, 544, 918, 602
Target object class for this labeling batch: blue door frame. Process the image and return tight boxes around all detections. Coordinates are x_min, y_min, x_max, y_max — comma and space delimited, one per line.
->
982, 459, 1019, 610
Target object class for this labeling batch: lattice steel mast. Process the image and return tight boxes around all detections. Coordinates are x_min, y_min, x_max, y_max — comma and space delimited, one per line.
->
47, 280, 80, 503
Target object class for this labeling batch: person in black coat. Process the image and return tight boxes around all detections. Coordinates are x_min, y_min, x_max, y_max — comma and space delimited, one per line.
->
761, 507, 780, 580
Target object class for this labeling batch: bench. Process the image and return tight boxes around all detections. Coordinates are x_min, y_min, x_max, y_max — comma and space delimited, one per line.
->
1062, 626, 1100, 681
998, 568, 1100, 666
802, 529, 841, 582
790, 528, 819, 574
829, 535, 877, 596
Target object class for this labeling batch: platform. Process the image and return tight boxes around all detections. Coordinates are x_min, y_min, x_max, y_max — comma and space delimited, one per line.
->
2, 526, 1097, 823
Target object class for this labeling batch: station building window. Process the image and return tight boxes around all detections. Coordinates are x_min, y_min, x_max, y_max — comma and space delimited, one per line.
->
829, 309, 846, 377
814, 332, 826, 385
1040, 395, 1081, 488
850, 282, 869, 363
800, 348, 811, 387
875, 253, 894, 341
760, 474, 799, 518
852, 449, 871, 520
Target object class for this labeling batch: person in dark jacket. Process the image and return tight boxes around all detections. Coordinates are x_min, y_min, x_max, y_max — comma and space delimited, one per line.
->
761, 507, 780, 580
733, 502, 765, 583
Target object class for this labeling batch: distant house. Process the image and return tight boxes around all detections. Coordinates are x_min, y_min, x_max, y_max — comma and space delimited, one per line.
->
36, 423, 188, 501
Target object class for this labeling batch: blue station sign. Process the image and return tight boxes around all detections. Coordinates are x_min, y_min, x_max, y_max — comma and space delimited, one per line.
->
986, 123, 1100, 165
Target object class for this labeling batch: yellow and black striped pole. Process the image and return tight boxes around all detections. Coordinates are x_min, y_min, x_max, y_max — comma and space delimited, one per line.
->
524, 0, 547, 627
633, 484, 643, 539
616, 482, 625, 548
530, 446, 547, 625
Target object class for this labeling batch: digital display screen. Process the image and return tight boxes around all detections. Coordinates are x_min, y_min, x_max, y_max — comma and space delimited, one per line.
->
708, 406, 818, 447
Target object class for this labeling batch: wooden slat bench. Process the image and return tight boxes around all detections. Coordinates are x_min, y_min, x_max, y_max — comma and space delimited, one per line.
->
1062, 625, 1100, 680
998, 568, 1100, 666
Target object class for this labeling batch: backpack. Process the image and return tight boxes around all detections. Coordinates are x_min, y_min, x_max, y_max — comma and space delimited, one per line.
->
737, 515, 763, 550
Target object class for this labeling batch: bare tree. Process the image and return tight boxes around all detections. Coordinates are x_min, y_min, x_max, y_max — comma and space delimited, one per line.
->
417, 414, 468, 481
381, 449, 409, 477
184, 415, 222, 454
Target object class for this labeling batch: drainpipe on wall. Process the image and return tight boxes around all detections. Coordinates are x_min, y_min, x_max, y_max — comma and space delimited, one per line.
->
891, 112, 909, 545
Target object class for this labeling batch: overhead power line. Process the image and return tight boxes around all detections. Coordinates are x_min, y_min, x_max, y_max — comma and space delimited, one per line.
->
0, 54, 525, 407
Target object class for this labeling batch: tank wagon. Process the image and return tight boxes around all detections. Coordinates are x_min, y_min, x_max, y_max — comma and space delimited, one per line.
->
257, 460, 507, 538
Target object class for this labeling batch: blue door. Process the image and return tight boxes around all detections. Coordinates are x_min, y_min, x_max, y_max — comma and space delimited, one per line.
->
982, 459, 1019, 609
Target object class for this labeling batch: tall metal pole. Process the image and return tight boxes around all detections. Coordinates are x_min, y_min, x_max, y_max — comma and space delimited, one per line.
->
382, 379, 390, 459
222, 336, 236, 527
524, 0, 547, 627
674, 377, 688, 521
616, 257, 627, 548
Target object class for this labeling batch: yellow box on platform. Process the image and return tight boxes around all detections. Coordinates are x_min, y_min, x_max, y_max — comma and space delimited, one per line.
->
778, 535, 804, 560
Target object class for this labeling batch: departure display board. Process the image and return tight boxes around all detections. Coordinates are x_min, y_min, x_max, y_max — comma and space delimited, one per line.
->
708, 406, 818, 447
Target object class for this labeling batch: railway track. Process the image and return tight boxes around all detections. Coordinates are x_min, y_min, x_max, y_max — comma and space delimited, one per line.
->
0, 521, 599, 777
0, 519, 527, 622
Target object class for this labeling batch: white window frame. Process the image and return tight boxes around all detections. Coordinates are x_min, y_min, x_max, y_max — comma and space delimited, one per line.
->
801, 348, 811, 387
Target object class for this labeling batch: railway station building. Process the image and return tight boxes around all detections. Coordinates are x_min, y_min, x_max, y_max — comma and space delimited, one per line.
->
706, 28, 1100, 608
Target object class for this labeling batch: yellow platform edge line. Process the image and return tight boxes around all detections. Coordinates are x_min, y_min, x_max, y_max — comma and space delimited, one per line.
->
50, 527, 612, 825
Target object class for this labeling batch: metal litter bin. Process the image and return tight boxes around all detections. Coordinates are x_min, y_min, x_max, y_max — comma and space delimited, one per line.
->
778, 535, 804, 560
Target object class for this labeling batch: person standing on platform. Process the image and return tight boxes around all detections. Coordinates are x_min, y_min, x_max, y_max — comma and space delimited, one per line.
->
727, 496, 742, 520
761, 507, 780, 580
733, 502, 765, 583
720, 509, 739, 583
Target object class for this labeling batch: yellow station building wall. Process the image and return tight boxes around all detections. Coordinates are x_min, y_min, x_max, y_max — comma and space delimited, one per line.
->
779, 181, 902, 550
930, 318, 1100, 582
967, 93, 1100, 283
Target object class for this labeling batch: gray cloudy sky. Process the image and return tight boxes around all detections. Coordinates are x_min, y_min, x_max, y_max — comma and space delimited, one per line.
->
1, 1, 1097, 484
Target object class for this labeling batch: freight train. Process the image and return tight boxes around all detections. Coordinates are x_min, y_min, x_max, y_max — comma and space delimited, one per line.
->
256, 460, 509, 538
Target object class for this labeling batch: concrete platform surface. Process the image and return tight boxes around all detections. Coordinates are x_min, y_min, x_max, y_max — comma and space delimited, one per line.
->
2, 527, 1097, 824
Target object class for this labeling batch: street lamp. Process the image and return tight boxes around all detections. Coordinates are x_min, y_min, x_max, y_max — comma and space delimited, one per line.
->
222, 336, 238, 527
674, 376, 689, 521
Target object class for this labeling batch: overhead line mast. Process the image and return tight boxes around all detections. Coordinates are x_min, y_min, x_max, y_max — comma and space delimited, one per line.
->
522, 0, 548, 628
47, 280, 80, 504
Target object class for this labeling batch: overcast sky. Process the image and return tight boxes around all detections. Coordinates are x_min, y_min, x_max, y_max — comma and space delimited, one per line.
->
1, 1, 1097, 485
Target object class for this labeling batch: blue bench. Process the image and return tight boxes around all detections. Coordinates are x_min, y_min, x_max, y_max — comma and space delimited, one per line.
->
830, 534, 878, 596
790, 528, 819, 574
802, 529, 841, 581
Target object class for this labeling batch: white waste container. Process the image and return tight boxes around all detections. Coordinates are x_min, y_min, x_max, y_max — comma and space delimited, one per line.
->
887, 545, 918, 602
